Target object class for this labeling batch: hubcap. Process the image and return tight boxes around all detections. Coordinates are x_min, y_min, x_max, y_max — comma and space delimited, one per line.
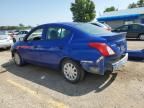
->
140, 35, 144, 40
63, 63, 78, 81
14, 53, 20, 65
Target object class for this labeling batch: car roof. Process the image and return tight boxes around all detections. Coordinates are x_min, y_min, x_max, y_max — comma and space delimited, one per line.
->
37, 22, 90, 28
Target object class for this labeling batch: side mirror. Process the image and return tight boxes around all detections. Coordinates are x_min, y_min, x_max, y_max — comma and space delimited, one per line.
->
19, 37, 24, 41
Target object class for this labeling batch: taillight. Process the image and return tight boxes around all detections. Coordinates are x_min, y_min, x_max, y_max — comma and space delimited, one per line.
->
88, 42, 115, 56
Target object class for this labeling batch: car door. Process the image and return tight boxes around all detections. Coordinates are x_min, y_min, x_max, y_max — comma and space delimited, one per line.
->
19, 27, 44, 63
37, 25, 72, 68
127, 24, 142, 38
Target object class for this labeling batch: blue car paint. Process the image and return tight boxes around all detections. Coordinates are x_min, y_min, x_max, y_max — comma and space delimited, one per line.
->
11, 23, 128, 75
128, 49, 144, 60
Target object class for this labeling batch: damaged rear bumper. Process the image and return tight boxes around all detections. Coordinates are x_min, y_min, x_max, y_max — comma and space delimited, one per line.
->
80, 53, 128, 75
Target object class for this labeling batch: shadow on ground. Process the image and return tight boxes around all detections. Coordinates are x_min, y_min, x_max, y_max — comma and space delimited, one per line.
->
1, 60, 117, 96
0, 48, 10, 52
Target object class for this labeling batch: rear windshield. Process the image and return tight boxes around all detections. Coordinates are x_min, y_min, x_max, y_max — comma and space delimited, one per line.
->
92, 22, 106, 28
74, 23, 111, 35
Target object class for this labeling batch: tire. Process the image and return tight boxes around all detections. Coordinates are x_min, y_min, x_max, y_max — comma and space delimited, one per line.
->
61, 59, 85, 83
13, 52, 24, 66
139, 34, 144, 40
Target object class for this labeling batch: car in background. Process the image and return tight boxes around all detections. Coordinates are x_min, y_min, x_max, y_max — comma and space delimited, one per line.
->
91, 22, 112, 31
112, 24, 144, 40
13, 30, 20, 35
13, 30, 29, 42
11, 23, 128, 83
128, 49, 144, 60
0, 31, 13, 49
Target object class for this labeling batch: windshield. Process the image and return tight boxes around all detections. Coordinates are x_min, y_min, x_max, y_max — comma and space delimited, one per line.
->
74, 23, 111, 35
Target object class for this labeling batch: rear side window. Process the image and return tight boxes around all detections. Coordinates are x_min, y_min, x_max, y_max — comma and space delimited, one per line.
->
46, 27, 71, 40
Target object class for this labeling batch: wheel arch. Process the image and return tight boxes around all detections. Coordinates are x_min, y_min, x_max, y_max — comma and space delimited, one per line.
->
11, 49, 17, 57
59, 57, 80, 70
138, 33, 144, 38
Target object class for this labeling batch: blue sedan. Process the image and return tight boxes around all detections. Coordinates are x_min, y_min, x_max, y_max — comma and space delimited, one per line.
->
11, 23, 128, 83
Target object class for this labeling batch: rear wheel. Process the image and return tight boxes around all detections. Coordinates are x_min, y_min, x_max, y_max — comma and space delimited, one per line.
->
61, 59, 85, 83
139, 34, 144, 40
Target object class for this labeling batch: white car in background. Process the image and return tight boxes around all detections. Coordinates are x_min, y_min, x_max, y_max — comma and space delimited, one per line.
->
91, 22, 112, 31
0, 31, 13, 49
13, 30, 29, 42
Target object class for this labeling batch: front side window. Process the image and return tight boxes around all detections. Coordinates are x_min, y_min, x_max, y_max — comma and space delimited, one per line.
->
27, 29, 43, 41
46, 27, 71, 40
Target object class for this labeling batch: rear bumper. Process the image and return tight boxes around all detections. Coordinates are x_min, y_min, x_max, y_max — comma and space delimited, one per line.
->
80, 53, 128, 75
112, 53, 128, 70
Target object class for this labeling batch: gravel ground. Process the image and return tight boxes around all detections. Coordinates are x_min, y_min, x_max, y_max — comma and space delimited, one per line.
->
0, 40, 144, 108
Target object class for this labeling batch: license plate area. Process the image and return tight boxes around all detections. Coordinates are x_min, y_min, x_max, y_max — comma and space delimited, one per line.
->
112, 53, 128, 70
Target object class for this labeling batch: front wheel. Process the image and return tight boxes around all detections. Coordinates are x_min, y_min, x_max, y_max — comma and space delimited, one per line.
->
13, 52, 24, 66
61, 60, 85, 83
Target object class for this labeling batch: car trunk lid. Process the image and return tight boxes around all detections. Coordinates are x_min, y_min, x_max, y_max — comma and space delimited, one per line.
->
95, 32, 127, 57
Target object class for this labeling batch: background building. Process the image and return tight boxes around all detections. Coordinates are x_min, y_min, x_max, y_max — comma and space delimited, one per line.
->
97, 7, 144, 29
